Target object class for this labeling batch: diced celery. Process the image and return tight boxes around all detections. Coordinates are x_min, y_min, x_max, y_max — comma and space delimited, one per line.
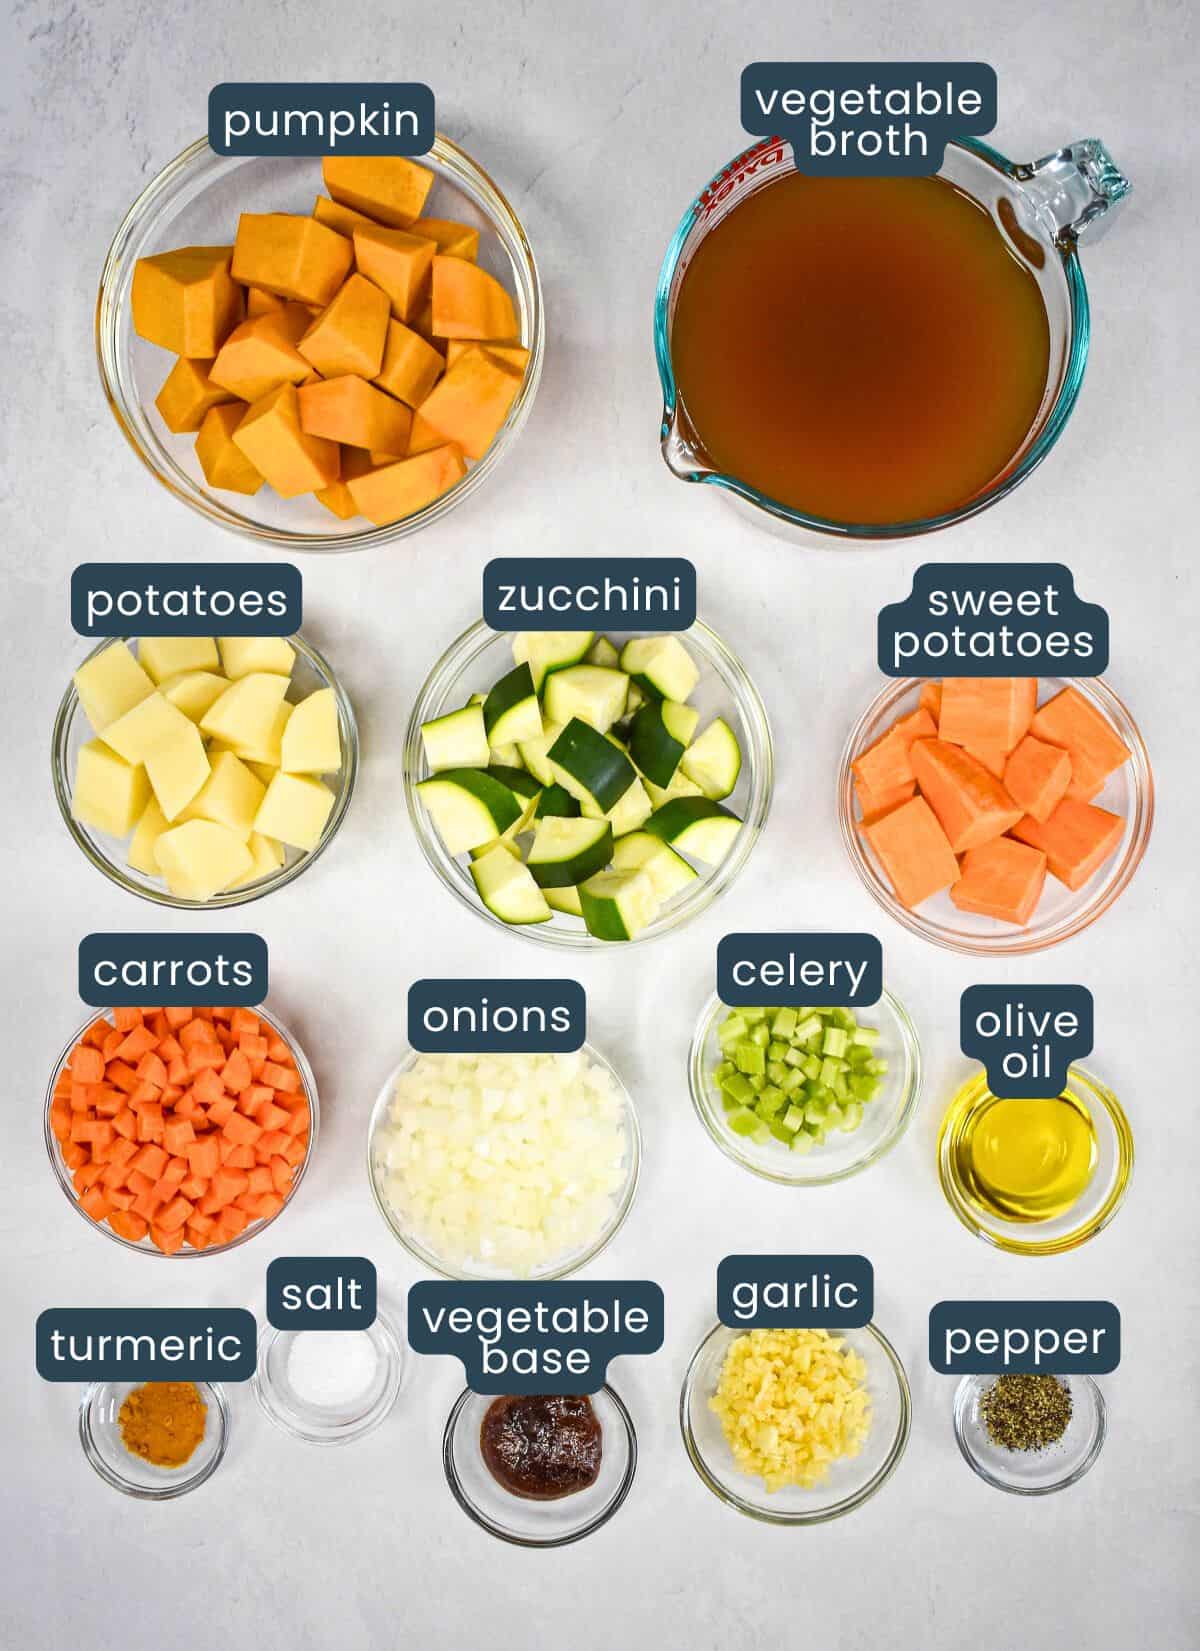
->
741, 1007, 767, 1026
782, 1104, 805, 1133
772, 1007, 798, 1040
721, 1072, 755, 1105
822, 1027, 850, 1058
852, 1025, 880, 1046
793, 1014, 822, 1043
750, 1022, 770, 1048
839, 1101, 863, 1132
757, 1086, 785, 1116
735, 1039, 765, 1076
767, 1061, 787, 1087
748, 1074, 766, 1094
790, 1130, 815, 1154
784, 1046, 807, 1069
726, 1106, 761, 1136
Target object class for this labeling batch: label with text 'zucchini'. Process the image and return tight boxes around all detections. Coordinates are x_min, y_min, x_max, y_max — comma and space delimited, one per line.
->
717, 933, 882, 1007
929, 1301, 1120, 1373
718, 1255, 873, 1329
960, 985, 1093, 1099
266, 1258, 376, 1331
78, 933, 267, 1007
71, 563, 301, 637
407, 979, 585, 1052
36, 1308, 256, 1381
483, 557, 696, 631
209, 82, 434, 156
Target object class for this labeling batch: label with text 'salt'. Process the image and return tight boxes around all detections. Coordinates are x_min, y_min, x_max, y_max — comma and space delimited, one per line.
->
266, 1258, 377, 1331
36, 1308, 257, 1381
717, 934, 882, 1008
718, 1256, 873, 1329
407, 980, 585, 1053
960, 985, 1093, 1099
78, 934, 268, 1007
929, 1301, 1120, 1374
209, 83, 434, 155
482, 558, 696, 632
71, 564, 301, 637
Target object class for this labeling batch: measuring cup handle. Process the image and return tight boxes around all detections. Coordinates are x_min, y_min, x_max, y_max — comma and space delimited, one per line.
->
1018, 138, 1131, 246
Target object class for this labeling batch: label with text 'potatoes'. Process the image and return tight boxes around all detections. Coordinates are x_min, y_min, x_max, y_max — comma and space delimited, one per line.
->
71, 563, 301, 637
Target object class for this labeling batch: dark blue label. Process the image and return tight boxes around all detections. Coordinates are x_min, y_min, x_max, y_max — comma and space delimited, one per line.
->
37, 1308, 256, 1381
718, 1256, 873, 1328
483, 558, 696, 632
717, 933, 882, 1007
266, 1258, 377, 1330
408, 980, 585, 1052
878, 563, 1109, 676
78, 934, 267, 1007
961, 986, 1093, 1099
929, 1301, 1120, 1373
407, 1281, 663, 1394
71, 564, 301, 638
209, 82, 434, 156
741, 63, 996, 177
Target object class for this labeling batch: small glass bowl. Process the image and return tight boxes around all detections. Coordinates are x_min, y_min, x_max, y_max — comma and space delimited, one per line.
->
953, 1374, 1106, 1495
45, 1003, 318, 1257
253, 1312, 405, 1445
680, 1321, 910, 1524
96, 136, 543, 551
404, 619, 774, 949
443, 1384, 637, 1547
79, 1379, 229, 1498
367, 1041, 641, 1280
837, 675, 1153, 954
937, 1064, 1133, 1257
687, 988, 922, 1186
52, 634, 359, 909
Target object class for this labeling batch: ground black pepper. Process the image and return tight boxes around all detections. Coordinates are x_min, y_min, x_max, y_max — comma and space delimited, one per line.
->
980, 1374, 1073, 1452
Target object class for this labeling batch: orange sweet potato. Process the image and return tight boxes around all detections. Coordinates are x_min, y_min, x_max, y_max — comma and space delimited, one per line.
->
950, 837, 1048, 924
1029, 687, 1132, 802
1004, 734, 1073, 824
851, 708, 936, 799
938, 678, 1037, 755
1010, 799, 1124, 890
860, 795, 960, 908
910, 739, 1023, 852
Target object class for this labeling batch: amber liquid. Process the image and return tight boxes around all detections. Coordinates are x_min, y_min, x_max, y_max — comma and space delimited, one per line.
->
671, 173, 1052, 526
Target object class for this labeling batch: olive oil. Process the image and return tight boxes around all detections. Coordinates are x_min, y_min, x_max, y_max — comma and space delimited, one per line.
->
954, 1092, 1098, 1223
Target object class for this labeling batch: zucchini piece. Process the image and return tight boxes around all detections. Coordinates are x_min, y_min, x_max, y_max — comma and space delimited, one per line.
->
547, 718, 636, 813
544, 883, 584, 917
416, 768, 522, 855
587, 635, 620, 668
420, 704, 489, 773
515, 721, 564, 786
512, 631, 594, 690
644, 769, 703, 809
535, 782, 581, 819
468, 835, 524, 862
680, 716, 742, 800
486, 764, 542, 802
583, 776, 653, 835
611, 829, 699, 899
527, 816, 614, 887
489, 741, 521, 766
542, 665, 629, 733
469, 843, 552, 925
467, 692, 486, 706
579, 867, 660, 942
628, 698, 699, 787
619, 636, 700, 702
644, 797, 742, 865
483, 662, 543, 745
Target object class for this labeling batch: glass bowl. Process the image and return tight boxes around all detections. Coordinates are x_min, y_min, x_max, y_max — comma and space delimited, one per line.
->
838, 675, 1153, 954
404, 619, 773, 949
442, 1384, 637, 1547
937, 1063, 1133, 1257
680, 1321, 910, 1524
45, 1003, 318, 1257
96, 136, 543, 550
79, 1379, 229, 1498
253, 1311, 404, 1445
953, 1373, 1106, 1494
367, 1041, 641, 1280
52, 634, 358, 908
687, 987, 922, 1185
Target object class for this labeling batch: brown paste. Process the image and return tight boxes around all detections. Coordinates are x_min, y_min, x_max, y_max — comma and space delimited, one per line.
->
479, 1394, 603, 1500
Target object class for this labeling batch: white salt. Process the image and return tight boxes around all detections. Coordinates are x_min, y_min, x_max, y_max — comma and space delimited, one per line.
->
286, 1332, 379, 1409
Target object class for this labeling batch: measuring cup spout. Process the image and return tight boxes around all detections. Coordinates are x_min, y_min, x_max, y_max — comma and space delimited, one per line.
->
1018, 138, 1131, 247
660, 399, 718, 482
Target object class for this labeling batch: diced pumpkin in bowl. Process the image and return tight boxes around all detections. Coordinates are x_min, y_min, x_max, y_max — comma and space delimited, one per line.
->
322, 155, 434, 227
445, 341, 529, 372
245, 284, 286, 317
73, 641, 155, 732
346, 445, 466, 525
315, 445, 376, 520
231, 212, 353, 307
352, 225, 436, 322
431, 255, 519, 340
153, 819, 254, 901
312, 194, 378, 238
950, 837, 1047, 925
1010, 799, 1124, 891
297, 273, 390, 378
860, 795, 959, 909
417, 347, 524, 461
1030, 687, 1132, 801
909, 739, 1023, 852
154, 355, 235, 433
411, 216, 480, 259
195, 403, 264, 496
208, 310, 312, 402
298, 374, 412, 454
72, 741, 151, 837
231, 384, 341, 497
131, 246, 244, 356
374, 318, 445, 406
254, 772, 336, 852
1004, 734, 1072, 823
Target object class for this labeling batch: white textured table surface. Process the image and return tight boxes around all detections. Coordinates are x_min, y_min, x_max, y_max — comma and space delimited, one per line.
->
2, 3, 1196, 1647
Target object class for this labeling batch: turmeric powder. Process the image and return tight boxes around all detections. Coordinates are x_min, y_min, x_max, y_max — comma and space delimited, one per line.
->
118, 1381, 207, 1468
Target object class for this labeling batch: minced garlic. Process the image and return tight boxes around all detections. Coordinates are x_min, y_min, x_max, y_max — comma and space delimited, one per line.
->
709, 1328, 872, 1492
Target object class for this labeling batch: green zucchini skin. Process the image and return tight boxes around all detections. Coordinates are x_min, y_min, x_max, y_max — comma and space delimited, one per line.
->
548, 718, 637, 812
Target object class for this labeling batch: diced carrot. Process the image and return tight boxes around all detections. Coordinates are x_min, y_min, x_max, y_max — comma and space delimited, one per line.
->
187, 1211, 216, 1237
262, 1060, 300, 1093
255, 1129, 290, 1159
233, 1191, 264, 1215
939, 678, 1037, 755
269, 1156, 294, 1195
63, 1140, 88, 1170
130, 1142, 169, 1178
222, 1048, 253, 1093
222, 1110, 263, 1147
267, 1036, 291, 1062
218, 1206, 251, 1237
79, 1186, 113, 1221
1029, 687, 1132, 802
72, 1044, 105, 1083
112, 1107, 137, 1141
113, 1007, 143, 1032
73, 1161, 105, 1192
92, 1085, 124, 1116
50, 1099, 71, 1140
223, 1143, 257, 1169
1010, 799, 1124, 891
115, 1025, 158, 1062
180, 1174, 209, 1200
173, 1090, 201, 1120
150, 1223, 186, 1255
193, 1066, 227, 1107
128, 1080, 161, 1108
135, 1051, 168, 1087
256, 1101, 291, 1133
231, 1008, 261, 1037
155, 1194, 194, 1233
861, 794, 960, 909
1004, 734, 1072, 824
910, 740, 1023, 853
158, 1034, 184, 1062
197, 1189, 224, 1216
71, 1118, 113, 1145
147, 1010, 170, 1039
137, 1104, 165, 1143
186, 1135, 222, 1179
256, 1192, 285, 1219
206, 1093, 237, 1125
102, 1028, 125, 1061
84, 1015, 113, 1048
239, 1033, 269, 1061
180, 1017, 219, 1050
215, 1024, 237, 1052
167, 1055, 190, 1085
161, 1084, 185, 1107
918, 681, 943, 726
951, 837, 1048, 925
282, 1136, 307, 1167
163, 1116, 196, 1154
852, 708, 937, 800
186, 1042, 226, 1075
100, 1158, 130, 1189
212, 1169, 250, 1206
107, 1060, 140, 1094
108, 1210, 149, 1243
240, 1083, 275, 1116
131, 1189, 163, 1222
248, 1165, 273, 1194
126, 1168, 155, 1197
164, 1006, 192, 1029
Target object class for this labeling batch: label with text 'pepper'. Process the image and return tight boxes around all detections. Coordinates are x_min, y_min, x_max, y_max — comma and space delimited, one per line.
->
929, 1301, 1120, 1373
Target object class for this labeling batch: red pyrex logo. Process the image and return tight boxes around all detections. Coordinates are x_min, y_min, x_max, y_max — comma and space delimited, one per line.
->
698, 137, 786, 216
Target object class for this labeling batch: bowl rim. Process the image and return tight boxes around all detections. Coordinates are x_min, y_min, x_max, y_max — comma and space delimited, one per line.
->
366, 1039, 641, 1280
78, 1378, 230, 1499
687, 983, 923, 1185
837, 674, 1154, 955
679, 1319, 912, 1524
952, 1372, 1107, 1495
51, 632, 359, 909
95, 133, 544, 552
251, 1310, 405, 1445
442, 1382, 638, 1547
403, 617, 775, 949
45, 1000, 318, 1257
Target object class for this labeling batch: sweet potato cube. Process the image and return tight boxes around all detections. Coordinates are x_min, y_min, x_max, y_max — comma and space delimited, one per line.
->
938, 678, 1037, 754
346, 445, 467, 526
155, 356, 236, 433
131, 246, 243, 356
1004, 735, 1072, 824
1029, 687, 1132, 802
910, 739, 1023, 852
374, 318, 444, 406
297, 273, 390, 378
417, 347, 523, 461
918, 682, 942, 726
851, 708, 936, 799
209, 311, 313, 402
231, 213, 353, 307
861, 795, 960, 909
352, 225, 436, 322
232, 383, 340, 497
1010, 799, 1124, 891
853, 774, 914, 824
430, 256, 518, 340
195, 403, 264, 495
951, 837, 1047, 925
322, 155, 434, 228
312, 194, 378, 237
411, 217, 480, 260
298, 375, 412, 454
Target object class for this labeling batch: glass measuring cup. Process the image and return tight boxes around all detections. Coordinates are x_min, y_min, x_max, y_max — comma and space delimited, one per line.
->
654, 136, 1130, 544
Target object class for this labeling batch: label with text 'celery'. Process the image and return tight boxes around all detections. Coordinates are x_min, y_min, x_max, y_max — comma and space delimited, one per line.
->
79, 934, 267, 1007
929, 1301, 1120, 1373
408, 1281, 663, 1393
960, 985, 1093, 1099
741, 63, 995, 177
718, 1256, 873, 1329
266, 1258, 377, 1331
209, 83, 434, 156
71, 563, 301, 638
37, 1308, 256, 1381
717, 933, 882, 1007
878, 563, 1109, 675
483, 558, 696, 632
408, 979, 585, 1053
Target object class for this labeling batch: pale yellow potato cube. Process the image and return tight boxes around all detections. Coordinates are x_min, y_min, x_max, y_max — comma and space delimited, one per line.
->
127, 797, 171, 875
153, 819, 254, 902
224, 830, 287, 890
180, 750, 266, 839
280, 687, 341, 774
159, 669, 229, 722
144, 721, 211, 821
243, 758, 280, 786
218, 636, 297, 679
254, 771, 335, 851
231, 700, 293, 766
102, 691, 195, 765
137, 635, 220, 684
200, 672, 290, 751
72, 740, 151, 837
73, 642, 154, 733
